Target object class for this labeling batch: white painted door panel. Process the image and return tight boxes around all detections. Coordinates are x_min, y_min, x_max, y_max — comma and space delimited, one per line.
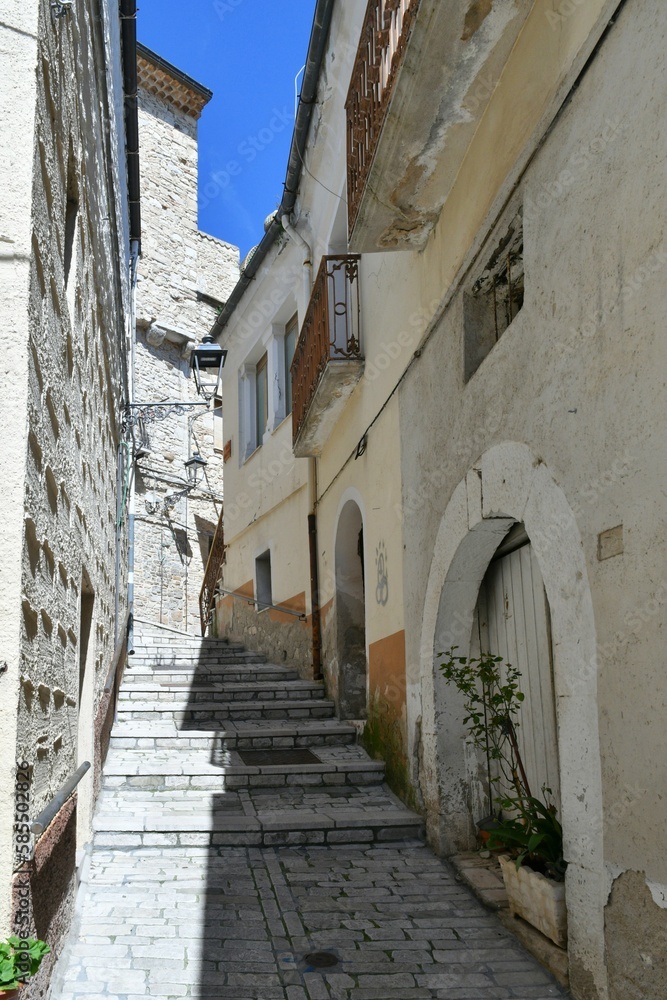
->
477, 543, 561, 811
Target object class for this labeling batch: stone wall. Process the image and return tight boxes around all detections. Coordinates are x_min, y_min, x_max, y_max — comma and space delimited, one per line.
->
0, 0, 131, 974
133, 58, 238, 634
217, 590, 313, 678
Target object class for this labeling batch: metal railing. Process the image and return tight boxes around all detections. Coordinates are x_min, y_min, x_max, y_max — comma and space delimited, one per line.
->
104, 610, 133, 697
291, 254, 362, 445
345, 0, 420, 235
216, 586, 307, 621
31, 761, 91, 836
199, 512, 226, 635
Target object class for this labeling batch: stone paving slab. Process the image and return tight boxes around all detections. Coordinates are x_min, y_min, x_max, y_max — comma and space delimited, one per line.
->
52, 844, 569, 1000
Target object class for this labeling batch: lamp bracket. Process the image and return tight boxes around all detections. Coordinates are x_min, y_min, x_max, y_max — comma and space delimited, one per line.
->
123, 401, 210, 432
51, 0, 73, 18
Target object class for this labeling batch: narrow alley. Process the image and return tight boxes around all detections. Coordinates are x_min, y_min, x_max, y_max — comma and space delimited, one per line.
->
51, 625, 568, 1000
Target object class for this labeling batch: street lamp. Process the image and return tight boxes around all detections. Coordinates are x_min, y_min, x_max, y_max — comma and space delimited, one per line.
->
185, 453, 207, 487
190, 334, 227, 401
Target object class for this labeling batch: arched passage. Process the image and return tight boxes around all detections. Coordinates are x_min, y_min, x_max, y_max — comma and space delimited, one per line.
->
416, 442, 607, 998
334, 498, 367, 720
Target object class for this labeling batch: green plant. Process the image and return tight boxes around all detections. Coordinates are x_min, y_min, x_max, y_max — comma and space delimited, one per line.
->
439, 647, 531, 806
438, 647, 565, 880
0, 937, 50, 991
488, 790, 566, 882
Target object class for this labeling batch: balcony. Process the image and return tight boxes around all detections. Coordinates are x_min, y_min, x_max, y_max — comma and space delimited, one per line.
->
346, 0, 534, 252
291, 255, 362, 458
346, 0, 419, 243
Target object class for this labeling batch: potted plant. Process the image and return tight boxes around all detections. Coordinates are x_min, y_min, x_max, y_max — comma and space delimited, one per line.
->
0, 937, 50, 997
439, 648, 567, 947
489, 791, 567, 947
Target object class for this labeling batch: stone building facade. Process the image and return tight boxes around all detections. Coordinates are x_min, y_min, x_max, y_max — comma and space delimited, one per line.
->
132, 45, 238, 634
0, 0, 133, 993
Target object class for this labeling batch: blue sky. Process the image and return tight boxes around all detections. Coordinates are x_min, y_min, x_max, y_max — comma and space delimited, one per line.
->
138, 1, 315, 258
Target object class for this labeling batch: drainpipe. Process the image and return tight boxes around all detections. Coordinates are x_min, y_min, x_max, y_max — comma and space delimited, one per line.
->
126, 241, 139, 656
308, 488, 322, 682
281, 213, 312, 310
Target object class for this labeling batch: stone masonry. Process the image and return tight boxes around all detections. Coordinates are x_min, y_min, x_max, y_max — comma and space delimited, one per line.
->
50, 623, 569, 999
0, 0, 132, 990
132, 45, 239, 633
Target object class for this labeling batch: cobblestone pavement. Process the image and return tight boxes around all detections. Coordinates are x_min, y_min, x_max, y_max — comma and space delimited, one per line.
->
50, 626, 569, 1000
53, 843, 568, 1000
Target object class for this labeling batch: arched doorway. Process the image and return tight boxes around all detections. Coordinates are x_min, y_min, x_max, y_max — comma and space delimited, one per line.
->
416, 442, 607, 998
334, 498, 367, 720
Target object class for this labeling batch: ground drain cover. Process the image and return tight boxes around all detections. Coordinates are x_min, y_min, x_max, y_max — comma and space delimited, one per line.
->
303, 952, 339, 970
237, 748, 321, 766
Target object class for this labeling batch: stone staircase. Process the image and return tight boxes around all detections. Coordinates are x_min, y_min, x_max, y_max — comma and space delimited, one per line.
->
94, 622, 425, 851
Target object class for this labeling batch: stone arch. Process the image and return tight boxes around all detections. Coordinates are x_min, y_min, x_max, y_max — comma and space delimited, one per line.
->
333, 491, 367, 720
417, 441, 607, 998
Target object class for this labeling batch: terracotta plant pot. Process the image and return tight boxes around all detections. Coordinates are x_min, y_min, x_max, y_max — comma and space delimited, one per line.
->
498, 854, 567, 948
0, 989, 21, 998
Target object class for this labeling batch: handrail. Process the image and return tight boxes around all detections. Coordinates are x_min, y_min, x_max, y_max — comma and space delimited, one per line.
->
31, 761, 91, 836
104, 610, 133, 693
216, 586, 307, 621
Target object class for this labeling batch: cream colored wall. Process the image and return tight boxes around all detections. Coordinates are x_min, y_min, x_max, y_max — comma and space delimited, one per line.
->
317, 395, 405, 648
223, 478, 311, 608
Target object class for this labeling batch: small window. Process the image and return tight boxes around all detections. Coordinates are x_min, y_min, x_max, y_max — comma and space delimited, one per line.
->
284, 314, 298, 415
255, 550, 272, 611
464, 208, 524, 382
255, 354, 268, 447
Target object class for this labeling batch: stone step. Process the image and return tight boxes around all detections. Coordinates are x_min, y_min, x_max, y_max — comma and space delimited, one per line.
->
130, 650, 268, 665
109, 719, 358, 750
122, 665, 299, 685
115, 698, 336, 721
118, 680, 325, 703
102, 746, 385, 791
93, 803, 424, 848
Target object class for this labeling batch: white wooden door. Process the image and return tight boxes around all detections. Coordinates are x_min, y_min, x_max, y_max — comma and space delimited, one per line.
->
477, 541, 561, 811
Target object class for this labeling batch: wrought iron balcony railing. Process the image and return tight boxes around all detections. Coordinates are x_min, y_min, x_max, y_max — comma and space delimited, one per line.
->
291, 255, 362, 453
345, 0, 420, 237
